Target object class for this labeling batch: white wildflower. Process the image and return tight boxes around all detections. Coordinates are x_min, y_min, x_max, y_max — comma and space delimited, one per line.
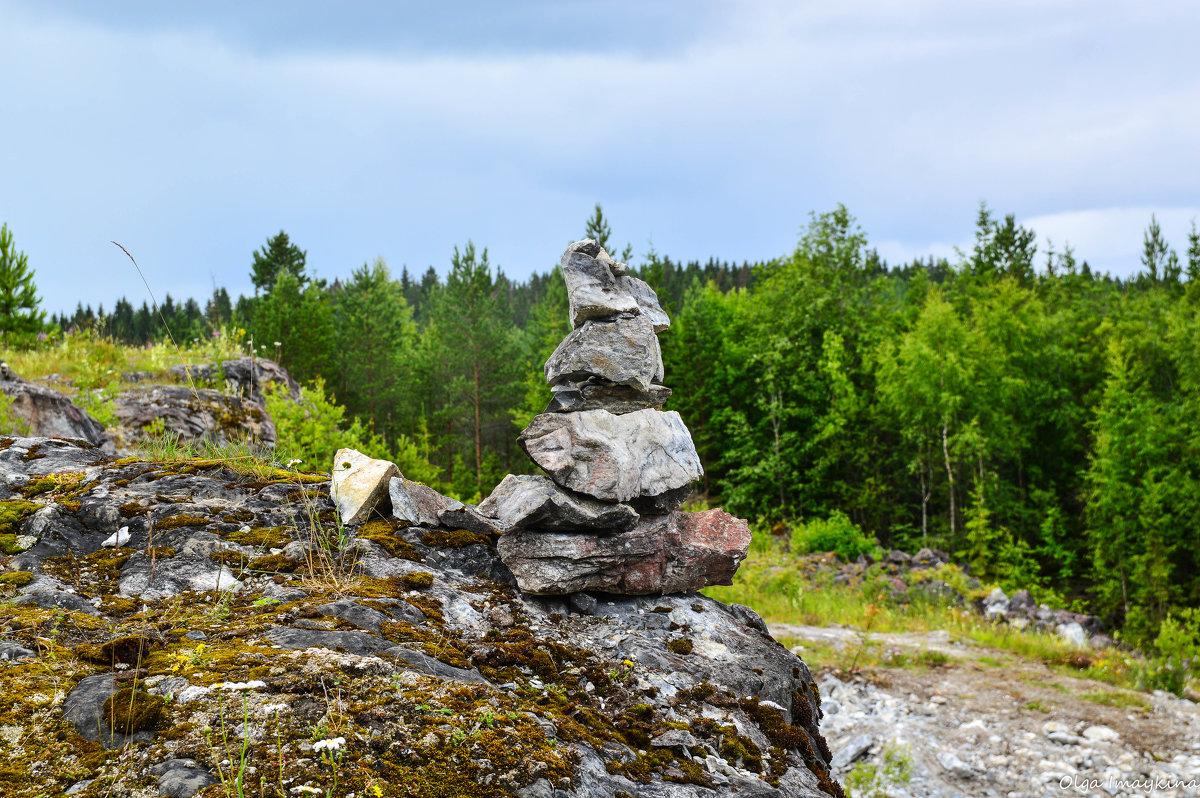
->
312, 736, 346, 753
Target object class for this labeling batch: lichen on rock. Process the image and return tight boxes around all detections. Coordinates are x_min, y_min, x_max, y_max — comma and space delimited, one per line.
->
0, 435, 837, 797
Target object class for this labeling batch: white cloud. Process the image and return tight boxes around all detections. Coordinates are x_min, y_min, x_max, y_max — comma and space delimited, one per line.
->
2, 1, 1199, 312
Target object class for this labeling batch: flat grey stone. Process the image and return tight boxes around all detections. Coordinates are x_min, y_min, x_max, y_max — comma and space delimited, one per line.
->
831, 733, 873, 768
118, 552, 242, 600
316, 600, 390, 634
149, 758, 203, 776
652, 728, 699, 750
545, 313, 663, 392
384, 645, 490, 684
546, 380, 671, 415
157, 766, 217, 797
63, 673, 155, 749
0, 641, 37, 660
478, 474, 639, 533
264, 627, 395, 657
519, 409, 701, 502
389, 477, 493, 533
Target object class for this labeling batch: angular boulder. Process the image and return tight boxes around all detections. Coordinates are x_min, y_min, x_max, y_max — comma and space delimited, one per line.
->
561, 239, 640, 326
389, 476, 496, 534
497, 508, 750, 595
331, 448, 399, 525
478, 473, 640, 533
111, 385, 275, 454
544, 313, 663, 392
0, 378, 111, 449
519, 408, 702, 502
168, 357, 300, 405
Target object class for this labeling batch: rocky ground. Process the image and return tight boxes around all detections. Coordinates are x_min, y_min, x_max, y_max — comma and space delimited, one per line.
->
774, 624, 1200, 798
0, 436, 839, 798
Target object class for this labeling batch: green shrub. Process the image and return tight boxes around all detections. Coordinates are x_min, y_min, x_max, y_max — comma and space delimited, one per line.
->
790, 510, 875, 561
265, 379, 441, 487
1137, 608, 1200, 696
845, 742, 913, 798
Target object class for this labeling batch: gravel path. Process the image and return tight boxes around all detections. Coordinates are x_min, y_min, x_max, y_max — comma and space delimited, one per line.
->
772, 623, 1200, 798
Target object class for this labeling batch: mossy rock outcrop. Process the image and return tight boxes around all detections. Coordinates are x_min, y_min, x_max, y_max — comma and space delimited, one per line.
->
0, 436, 840, 797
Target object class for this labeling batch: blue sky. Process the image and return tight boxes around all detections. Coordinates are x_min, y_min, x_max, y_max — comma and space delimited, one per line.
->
3, 0, 1199, 316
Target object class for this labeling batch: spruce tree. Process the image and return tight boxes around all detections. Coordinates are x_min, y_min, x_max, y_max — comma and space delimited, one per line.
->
251, 231, 307, 296
0, 223, 45, 335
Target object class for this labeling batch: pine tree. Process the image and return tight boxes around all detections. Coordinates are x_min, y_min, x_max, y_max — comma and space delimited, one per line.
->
0, 223, 45, 335
1141, 214, 1171, 284
1186, 220, 1200, 283
422, 242, 523, 496
251, 231, 307, 296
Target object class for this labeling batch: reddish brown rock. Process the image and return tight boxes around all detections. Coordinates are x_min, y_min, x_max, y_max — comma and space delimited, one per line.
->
496, 508, 750, 595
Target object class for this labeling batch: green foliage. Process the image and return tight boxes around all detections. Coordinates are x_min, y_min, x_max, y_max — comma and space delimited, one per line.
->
0, 222, 45, 336
0, 391, 31, 435
421, 242, 523, 496
251, 271, 334, 384
263, 379, 440, 487
1138, 608, 1200, 696
251, 230, 307, 295
790, 511, 875, 561
845, 743, 914, 798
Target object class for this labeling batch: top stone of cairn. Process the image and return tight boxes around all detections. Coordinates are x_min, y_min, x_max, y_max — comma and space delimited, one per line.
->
561, 239, 670, 332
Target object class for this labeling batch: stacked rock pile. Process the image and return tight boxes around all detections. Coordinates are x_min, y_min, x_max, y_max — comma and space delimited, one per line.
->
486, 239, 751, 595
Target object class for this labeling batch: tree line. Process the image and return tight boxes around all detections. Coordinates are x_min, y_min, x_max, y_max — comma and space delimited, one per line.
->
13, 203, 1200, 645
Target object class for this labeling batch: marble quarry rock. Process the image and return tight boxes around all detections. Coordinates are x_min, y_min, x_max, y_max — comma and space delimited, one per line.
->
497, 508, 751, 595
519, 408, 702, 503
490, 238, 750, 598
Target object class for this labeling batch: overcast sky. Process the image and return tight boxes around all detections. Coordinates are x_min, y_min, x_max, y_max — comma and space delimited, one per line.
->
3, 0, 1199, 316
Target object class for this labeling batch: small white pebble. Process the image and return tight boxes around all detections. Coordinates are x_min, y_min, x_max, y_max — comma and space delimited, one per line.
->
102, 526, 130, 548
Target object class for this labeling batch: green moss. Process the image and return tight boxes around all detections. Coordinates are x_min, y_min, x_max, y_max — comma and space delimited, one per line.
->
77, 634, 158, 665
245, 554, 300, 573
421, 529, 491, 549
220, 508, 255, 523
155, 513, 211, 530
223, 525, 291, 549
119, 501, 150, 517
102, 688, 166, 734
358, 520, 423, 561
0, 570, 34, 587
379, 620, 470, 669
42, 547, 137, 593
0, 499, 42, 533
20, 477, 59, 497
666, 638, 694, 655
146, 546, 176, 559
210, 550, 250, 568
97, 595, 141, 616
400, 571, 435, 590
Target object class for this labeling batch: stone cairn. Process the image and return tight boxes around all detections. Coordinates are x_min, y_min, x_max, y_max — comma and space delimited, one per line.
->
485, 239, 751, 595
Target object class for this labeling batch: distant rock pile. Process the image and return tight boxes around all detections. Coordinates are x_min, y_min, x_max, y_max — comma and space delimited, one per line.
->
489, 239, 751, 595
